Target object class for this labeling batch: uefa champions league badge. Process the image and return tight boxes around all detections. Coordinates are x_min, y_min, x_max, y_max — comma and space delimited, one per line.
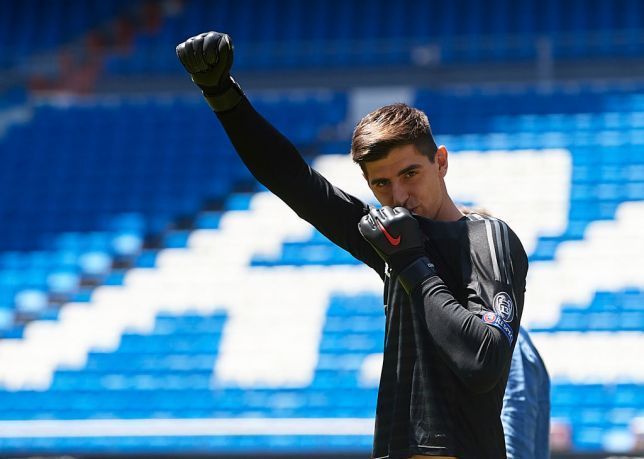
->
483, 311, 497, 324
482, 311, 514, 344
493, 292, 515, 323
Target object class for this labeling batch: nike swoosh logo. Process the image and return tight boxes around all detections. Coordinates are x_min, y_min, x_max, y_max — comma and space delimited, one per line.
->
376, 219, 401, 246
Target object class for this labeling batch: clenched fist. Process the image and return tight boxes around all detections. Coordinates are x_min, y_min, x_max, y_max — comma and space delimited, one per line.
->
176, 31, 243, 112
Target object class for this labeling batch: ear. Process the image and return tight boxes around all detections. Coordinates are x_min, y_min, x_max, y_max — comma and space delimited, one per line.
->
436, 145, 448, 177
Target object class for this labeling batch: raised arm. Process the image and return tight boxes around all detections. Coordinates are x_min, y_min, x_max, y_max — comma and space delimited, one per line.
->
176, 31, 382, 273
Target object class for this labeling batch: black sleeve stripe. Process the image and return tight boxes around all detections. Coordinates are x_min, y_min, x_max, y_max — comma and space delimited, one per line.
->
483, 216, 514, 285
483, 218, 502, 282
491, 219, 506, 283
494, 220, 512, 284
500, 220, 515, 281
488, 218, 521, 319
471, 213, 516, 287
498, 220, 521, 316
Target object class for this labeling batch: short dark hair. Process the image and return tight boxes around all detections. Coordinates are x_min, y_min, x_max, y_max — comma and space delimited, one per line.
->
350, 103, 438, 171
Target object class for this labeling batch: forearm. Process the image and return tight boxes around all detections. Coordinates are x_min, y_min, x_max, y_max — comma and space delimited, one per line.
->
411, 276, 512, 393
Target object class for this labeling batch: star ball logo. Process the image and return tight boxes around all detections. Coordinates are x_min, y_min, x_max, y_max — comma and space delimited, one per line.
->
482, 311, 514, 345
483, 311, 497, 323
493, 292, 514, 323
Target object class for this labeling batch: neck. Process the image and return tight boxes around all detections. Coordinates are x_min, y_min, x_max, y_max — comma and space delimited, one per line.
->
435, 195, 464, 222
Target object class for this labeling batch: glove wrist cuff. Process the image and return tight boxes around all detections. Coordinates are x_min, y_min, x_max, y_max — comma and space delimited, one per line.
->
397, 257, 437, 295
202, 77, 244, 112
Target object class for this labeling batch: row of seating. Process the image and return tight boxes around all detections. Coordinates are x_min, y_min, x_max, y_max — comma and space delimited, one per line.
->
7, 0, 642, 63
0, 434, 374, 454
415, 86, 644, 134
548, 310, 644, 332
102, 0, 644, 73
553, 383, 644, 408
579, 290, 644, 311
0, 0, 134, 67
1, 388, 377, 411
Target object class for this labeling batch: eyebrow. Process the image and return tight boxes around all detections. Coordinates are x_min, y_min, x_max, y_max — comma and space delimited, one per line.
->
398, 164, 421, 176
369, 163, 422, 186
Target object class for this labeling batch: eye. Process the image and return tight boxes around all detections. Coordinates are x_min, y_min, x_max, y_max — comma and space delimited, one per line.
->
404, 170, 418, 178
373, 180, 389, 188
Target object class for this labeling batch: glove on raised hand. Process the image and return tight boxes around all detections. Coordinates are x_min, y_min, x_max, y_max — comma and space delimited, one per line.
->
358, 206, 437, 294
176, 31, 243, 112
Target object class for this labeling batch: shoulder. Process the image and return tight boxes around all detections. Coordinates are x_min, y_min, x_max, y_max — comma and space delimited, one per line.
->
464, 212, 519, 244
463, 212, 523, 254
463, 213, 528, 285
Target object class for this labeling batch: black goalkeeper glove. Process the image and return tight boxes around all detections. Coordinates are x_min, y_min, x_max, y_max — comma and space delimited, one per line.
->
358, 206, 437, 294
176, 31, 243, 112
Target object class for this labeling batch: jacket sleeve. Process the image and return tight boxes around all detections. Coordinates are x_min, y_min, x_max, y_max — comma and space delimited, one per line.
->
215, 96, 383, 274
409, 217, 528, 393
501, 327, 551, 458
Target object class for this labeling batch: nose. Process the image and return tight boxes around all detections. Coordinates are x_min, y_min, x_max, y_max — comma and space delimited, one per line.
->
391, 182, 409, 207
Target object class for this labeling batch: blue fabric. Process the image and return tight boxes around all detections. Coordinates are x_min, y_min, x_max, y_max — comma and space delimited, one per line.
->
502, 327, 550, 459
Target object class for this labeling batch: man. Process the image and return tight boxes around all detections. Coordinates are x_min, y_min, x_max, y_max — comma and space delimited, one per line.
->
502, 327, 551, 459
176, 31, 528, 458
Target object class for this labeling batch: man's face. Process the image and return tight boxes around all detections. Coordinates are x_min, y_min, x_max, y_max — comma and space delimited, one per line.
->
363, 144, 448, 220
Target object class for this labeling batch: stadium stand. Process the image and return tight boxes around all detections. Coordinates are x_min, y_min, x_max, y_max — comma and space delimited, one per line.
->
1, 83, 644, 453
0, 91, 347, 342
1, 0, 644, 456
99, 0, 644, 74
